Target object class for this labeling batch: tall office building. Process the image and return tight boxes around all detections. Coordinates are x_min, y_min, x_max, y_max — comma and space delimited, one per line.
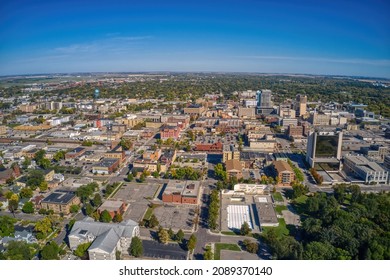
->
306, 130, 343, 169
295, 94, 307, 117
256, 90, 274, 115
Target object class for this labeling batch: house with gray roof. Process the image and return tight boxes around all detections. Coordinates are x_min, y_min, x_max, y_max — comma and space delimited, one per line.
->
68, 217, 139, 260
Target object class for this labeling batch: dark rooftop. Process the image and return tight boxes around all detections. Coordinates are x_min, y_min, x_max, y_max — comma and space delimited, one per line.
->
69, 147, 85, 154
42, 190, 76, 205
95, 158, 119, 167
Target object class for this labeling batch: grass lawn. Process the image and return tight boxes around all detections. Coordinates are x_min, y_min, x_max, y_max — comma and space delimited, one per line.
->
272, 192, 284, 202
221, 231, 239, 236
221, 230, 254, 237
107, 182, 123, 199
143, 207, 154, 220
275, 205, 288, 215
262, 218, 289, 238
214, 243, 241, 260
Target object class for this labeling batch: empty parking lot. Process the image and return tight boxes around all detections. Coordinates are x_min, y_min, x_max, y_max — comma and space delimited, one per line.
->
153, 204, 198, 231
112, 183, 161, 222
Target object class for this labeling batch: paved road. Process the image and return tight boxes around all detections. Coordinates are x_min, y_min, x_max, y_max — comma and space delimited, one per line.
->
0, 211, 43, 221
194, 184, 218, 258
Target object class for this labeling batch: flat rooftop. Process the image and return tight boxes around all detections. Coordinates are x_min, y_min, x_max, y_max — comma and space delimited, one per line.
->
255, 195, 278, 226
42, 190, 76, 205
164, 180, 201, 198
345, 155, 386, 173
227, 205, 253, 230
95, 158, 119, 167
98, 200, 124, 212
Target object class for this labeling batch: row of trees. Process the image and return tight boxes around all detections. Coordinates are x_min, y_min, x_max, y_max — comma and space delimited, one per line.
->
309, 168, 323, 185
287, 159, 304, 182
169, 166, 202, 180
208, 190, 220, 230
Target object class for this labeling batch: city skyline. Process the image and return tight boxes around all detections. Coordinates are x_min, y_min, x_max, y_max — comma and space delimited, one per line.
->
0, 0, 389, 78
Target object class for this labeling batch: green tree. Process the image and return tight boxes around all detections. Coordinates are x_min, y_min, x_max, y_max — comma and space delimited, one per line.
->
19, 188, 33, 199
22, 157, 31, 169
40, 241, 60, 260
34, 149, 46, 166
34, 217, 52, 236
119, 138, 133, 150
26, 170, 44, 190
203, 246, 213, 260
40, 158, 51, 169
208, 190, 220, 230
176, 229, 184, 242
99, 210, 112, 223
187, 234, 197, 251
168, 228, 175, 240
138, 173, 146, 183
53, 150, 66, 162
216, 181, 224, 190
113, 213, 123, 223
240, 221, 251, 236
22, 201, 34, 213
74, 242, 92, 259
214, 163, 227, 181
76, 182, 97, 202
67, 219, 76, 232
92, 193, 102, 207
127, 173, 134, 182
8, 194, 19, 213
243, 239, 259, 254
0, 216, 15, 237
39, 181, 48, 192
292, 182, 309, 199
303, 242, 336, 260
129, 236, 143, 257
148, 214, 159, 228
158, 227, 170, 244
82, 140, 93, 147
4, 241, 37, 260
70, 205, 80, 213
85, 203, 94, 216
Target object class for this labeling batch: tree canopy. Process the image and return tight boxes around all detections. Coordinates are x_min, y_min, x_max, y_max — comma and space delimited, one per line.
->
129, 236, 143, 258
263, 186, 390, 260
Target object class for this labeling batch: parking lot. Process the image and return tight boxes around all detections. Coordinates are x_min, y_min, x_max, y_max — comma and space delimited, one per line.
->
242, 169, 263, 180
142, 240, 188, 260
112, 183, 161, 222
153, 204, 198, 231
195, 132, 243, 146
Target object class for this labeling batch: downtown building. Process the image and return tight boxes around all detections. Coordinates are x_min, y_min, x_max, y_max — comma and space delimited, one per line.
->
306, 130, 343, 169
256, 90, 274, 115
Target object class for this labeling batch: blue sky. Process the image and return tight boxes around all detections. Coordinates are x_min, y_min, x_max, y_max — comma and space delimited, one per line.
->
0, 0, 389, 77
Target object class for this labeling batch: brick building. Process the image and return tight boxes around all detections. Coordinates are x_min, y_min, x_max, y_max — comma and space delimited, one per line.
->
195, 142, 223, 152
160, 125, 181, 140
273, 160, 295, 186
162, 180, 201, 205
65, 147, 86, 160
41, 190, 80, 215
97, 200, 126, 219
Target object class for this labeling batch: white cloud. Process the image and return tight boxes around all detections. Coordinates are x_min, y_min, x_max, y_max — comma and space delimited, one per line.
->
53, 36, 152, 54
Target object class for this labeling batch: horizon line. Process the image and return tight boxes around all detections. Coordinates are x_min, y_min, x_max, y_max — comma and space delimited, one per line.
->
0, 71, 389, 81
